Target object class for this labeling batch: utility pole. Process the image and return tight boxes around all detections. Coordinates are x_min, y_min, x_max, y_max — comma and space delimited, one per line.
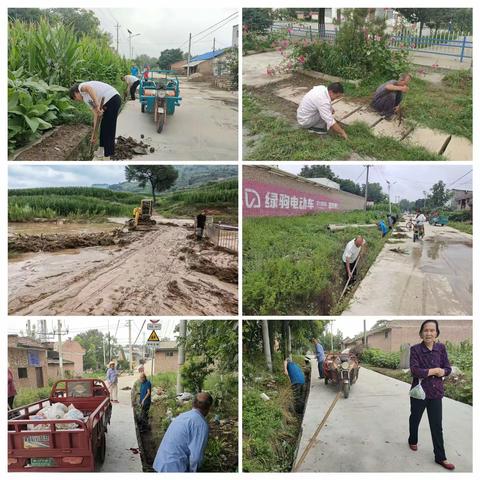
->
387, 180, 396, 215
150, 345, 155, 377
287, 323, 292, 359
423, 190, 427, 209
107, 318, 111, 363
53, 320, 69, 379
176, 320, 187, 394
187, 33, 192, 78
363, 320, 367, 347
212, 37, 216, 52
142, 332, 146, 361
364, 165, 370, 210
128, 320, 133, 372
330, 321, 334, 351
261, 320, 273, 372
115, 22, 120, 53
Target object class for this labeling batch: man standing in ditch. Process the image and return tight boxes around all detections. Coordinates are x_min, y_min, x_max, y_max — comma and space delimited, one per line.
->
153, 392, 213, 472
371, 72, 411, 120
342, 235, 367, 285
284, 358, 306, 414
138, 373, 152, 433
311, 338, 325, 380
297, 82, 348, 139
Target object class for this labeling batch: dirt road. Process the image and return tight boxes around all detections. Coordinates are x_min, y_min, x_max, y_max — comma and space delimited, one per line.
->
295, 366, 472, 472
341, 223, 472, 316
101, 373, 142, 472
116, 81, 238, 160
8, 224, 238, 316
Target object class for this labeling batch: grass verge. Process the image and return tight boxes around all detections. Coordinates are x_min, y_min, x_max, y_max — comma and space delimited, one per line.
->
448, 221, 472, 235
243, 353, 303, 472
243, 210, 389, 315
243, 90, 442, 160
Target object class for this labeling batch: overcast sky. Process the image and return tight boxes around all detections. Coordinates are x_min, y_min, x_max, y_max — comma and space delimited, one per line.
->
8, 319, 179, 346
9, 165, 128, 189
93, 8, 238, 58
279, 164, 472, 201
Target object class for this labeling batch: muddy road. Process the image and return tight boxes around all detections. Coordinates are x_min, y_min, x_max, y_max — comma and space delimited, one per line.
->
341, 222, 472, 316
9, 223, 238, 316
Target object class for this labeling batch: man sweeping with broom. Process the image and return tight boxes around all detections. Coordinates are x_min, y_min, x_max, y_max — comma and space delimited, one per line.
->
69, 81, 121, 159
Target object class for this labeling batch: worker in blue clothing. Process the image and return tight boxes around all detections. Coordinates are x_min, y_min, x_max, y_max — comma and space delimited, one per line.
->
153, 392, 213, 472
378, 219, 388, 237
284, 358, 306, 414
312, 338, 325, 379
130, 65, 139, 77
138, 373, 152, 433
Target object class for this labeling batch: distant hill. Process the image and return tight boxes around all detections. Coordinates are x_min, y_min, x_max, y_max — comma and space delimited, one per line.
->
96, 165, 238, 193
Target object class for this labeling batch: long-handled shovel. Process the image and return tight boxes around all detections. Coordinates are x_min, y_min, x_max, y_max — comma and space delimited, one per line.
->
89, 96, 105, 157
339, 247, 363, 300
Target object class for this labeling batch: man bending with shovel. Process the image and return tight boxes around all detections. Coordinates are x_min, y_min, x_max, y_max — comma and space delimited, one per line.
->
69, 81, 121, 158
342, 235, 367, 286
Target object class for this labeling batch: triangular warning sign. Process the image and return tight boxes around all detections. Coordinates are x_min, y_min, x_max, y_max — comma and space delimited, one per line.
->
147, 330, 159, 342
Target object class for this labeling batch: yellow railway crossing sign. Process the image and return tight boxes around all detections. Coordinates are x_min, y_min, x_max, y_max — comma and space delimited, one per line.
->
146, 329, 160, 345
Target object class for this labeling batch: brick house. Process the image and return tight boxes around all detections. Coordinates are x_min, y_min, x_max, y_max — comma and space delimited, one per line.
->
343, 320, 472, 352
154, 341, 179, 374
47, 351, 76, 380
8, 335, 49, 389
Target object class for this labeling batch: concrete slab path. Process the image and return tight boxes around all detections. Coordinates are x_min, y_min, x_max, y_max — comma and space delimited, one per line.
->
295, 366, 472, 472
243, 51, 292, 87
116, 81, 238, 161
341, 221, 472, 316
100, 373, 142, 472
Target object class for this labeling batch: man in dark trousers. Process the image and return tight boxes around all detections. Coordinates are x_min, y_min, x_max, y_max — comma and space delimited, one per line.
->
138, 373, 152, 432
196, 210, 207, 240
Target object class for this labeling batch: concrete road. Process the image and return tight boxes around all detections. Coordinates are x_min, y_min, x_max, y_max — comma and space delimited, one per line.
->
116, 81, 238, 160
100, 373, 142, 472
243, 51, 292, 87
295, 367, 472, 472
341, 223, 472, 316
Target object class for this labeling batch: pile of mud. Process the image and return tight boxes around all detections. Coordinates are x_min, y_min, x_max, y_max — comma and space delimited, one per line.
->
111, 136, 154, 160
9, 229, 136, 253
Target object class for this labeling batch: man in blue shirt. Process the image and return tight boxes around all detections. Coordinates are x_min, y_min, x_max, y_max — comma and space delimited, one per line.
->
130, 65, 139, 77
153, 392, 213, 472
378, 220, 388, 237
138, 373, 152, 433
312, 338, 325, 379
106, 361, 119, 403
284, 358, 305, 414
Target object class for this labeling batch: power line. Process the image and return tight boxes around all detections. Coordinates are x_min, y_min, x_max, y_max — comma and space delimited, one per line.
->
447, 170, 472, 188
192, 15, 238, 46
191, 12, 238, 39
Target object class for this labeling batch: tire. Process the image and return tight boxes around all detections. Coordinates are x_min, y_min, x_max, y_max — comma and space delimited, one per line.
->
155, 98, 166, 134
96, 433, 106, 465
141, 103, 145, 113
324, 377, 328, 385
343, 382, 350, 399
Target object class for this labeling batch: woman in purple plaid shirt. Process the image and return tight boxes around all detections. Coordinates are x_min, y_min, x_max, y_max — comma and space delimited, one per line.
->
408, 320, 455, 470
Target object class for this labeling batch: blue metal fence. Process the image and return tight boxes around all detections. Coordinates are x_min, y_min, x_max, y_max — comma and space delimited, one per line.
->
271, 23, 473, 62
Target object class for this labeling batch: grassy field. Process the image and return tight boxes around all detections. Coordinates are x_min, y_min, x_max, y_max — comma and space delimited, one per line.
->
448, 221, 472, 235
243, 90, 442, 161
243, 353, 302, 472
8, 180, 238, 223
243, 210, 389, 315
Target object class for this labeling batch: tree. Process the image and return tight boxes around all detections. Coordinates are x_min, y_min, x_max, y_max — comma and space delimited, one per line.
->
125, 165, 178, 204
299, 165, 336, 180
243, 8, 273, 33
429, 180, 452, 208
361, 182, 387, 203
134, 54, 159, 68
337, 179, 362, 196
397, 8, 434, 37
399, 198, 413, 212
75, 329, 120, 371
158, 49, 184, 70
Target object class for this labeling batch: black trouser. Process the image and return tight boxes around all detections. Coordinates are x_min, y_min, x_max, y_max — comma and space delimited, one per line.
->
317, 360, 324, 379
8, 396, 15, 409
100, 94, 121, 157
291, 383, 305, 415
344, 257, 359, 283
408, 397, 446, 462
130, 80, 140, 100
139, 401, 151, 432
196, 226, 205, 239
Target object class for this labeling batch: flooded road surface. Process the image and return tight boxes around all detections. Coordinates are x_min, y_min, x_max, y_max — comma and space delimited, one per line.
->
9, 224, 237, 316
342, 223, 472, 315
8, 221, 118, 236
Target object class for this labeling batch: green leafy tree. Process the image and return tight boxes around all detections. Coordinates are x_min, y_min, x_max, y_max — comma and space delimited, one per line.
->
361, 182, 387, 203
134, 54, 159, 68
75, 329, 120, 371
397, 8, 434, 37
429, 180, 452, 208
299, 165, 336, 180
125, 165, 178, 204
243, 8, 273, 33
399, 198, 413, 211
158, 48, 184, 69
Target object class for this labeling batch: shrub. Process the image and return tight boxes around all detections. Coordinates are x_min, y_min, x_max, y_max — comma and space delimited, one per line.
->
361, 348, 400, 369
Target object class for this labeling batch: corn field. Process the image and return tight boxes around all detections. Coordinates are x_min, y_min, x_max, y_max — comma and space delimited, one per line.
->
8, 18, 129, 152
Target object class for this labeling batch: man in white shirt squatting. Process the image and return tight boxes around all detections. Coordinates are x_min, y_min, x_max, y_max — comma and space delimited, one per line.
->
297, 82, 348, 139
